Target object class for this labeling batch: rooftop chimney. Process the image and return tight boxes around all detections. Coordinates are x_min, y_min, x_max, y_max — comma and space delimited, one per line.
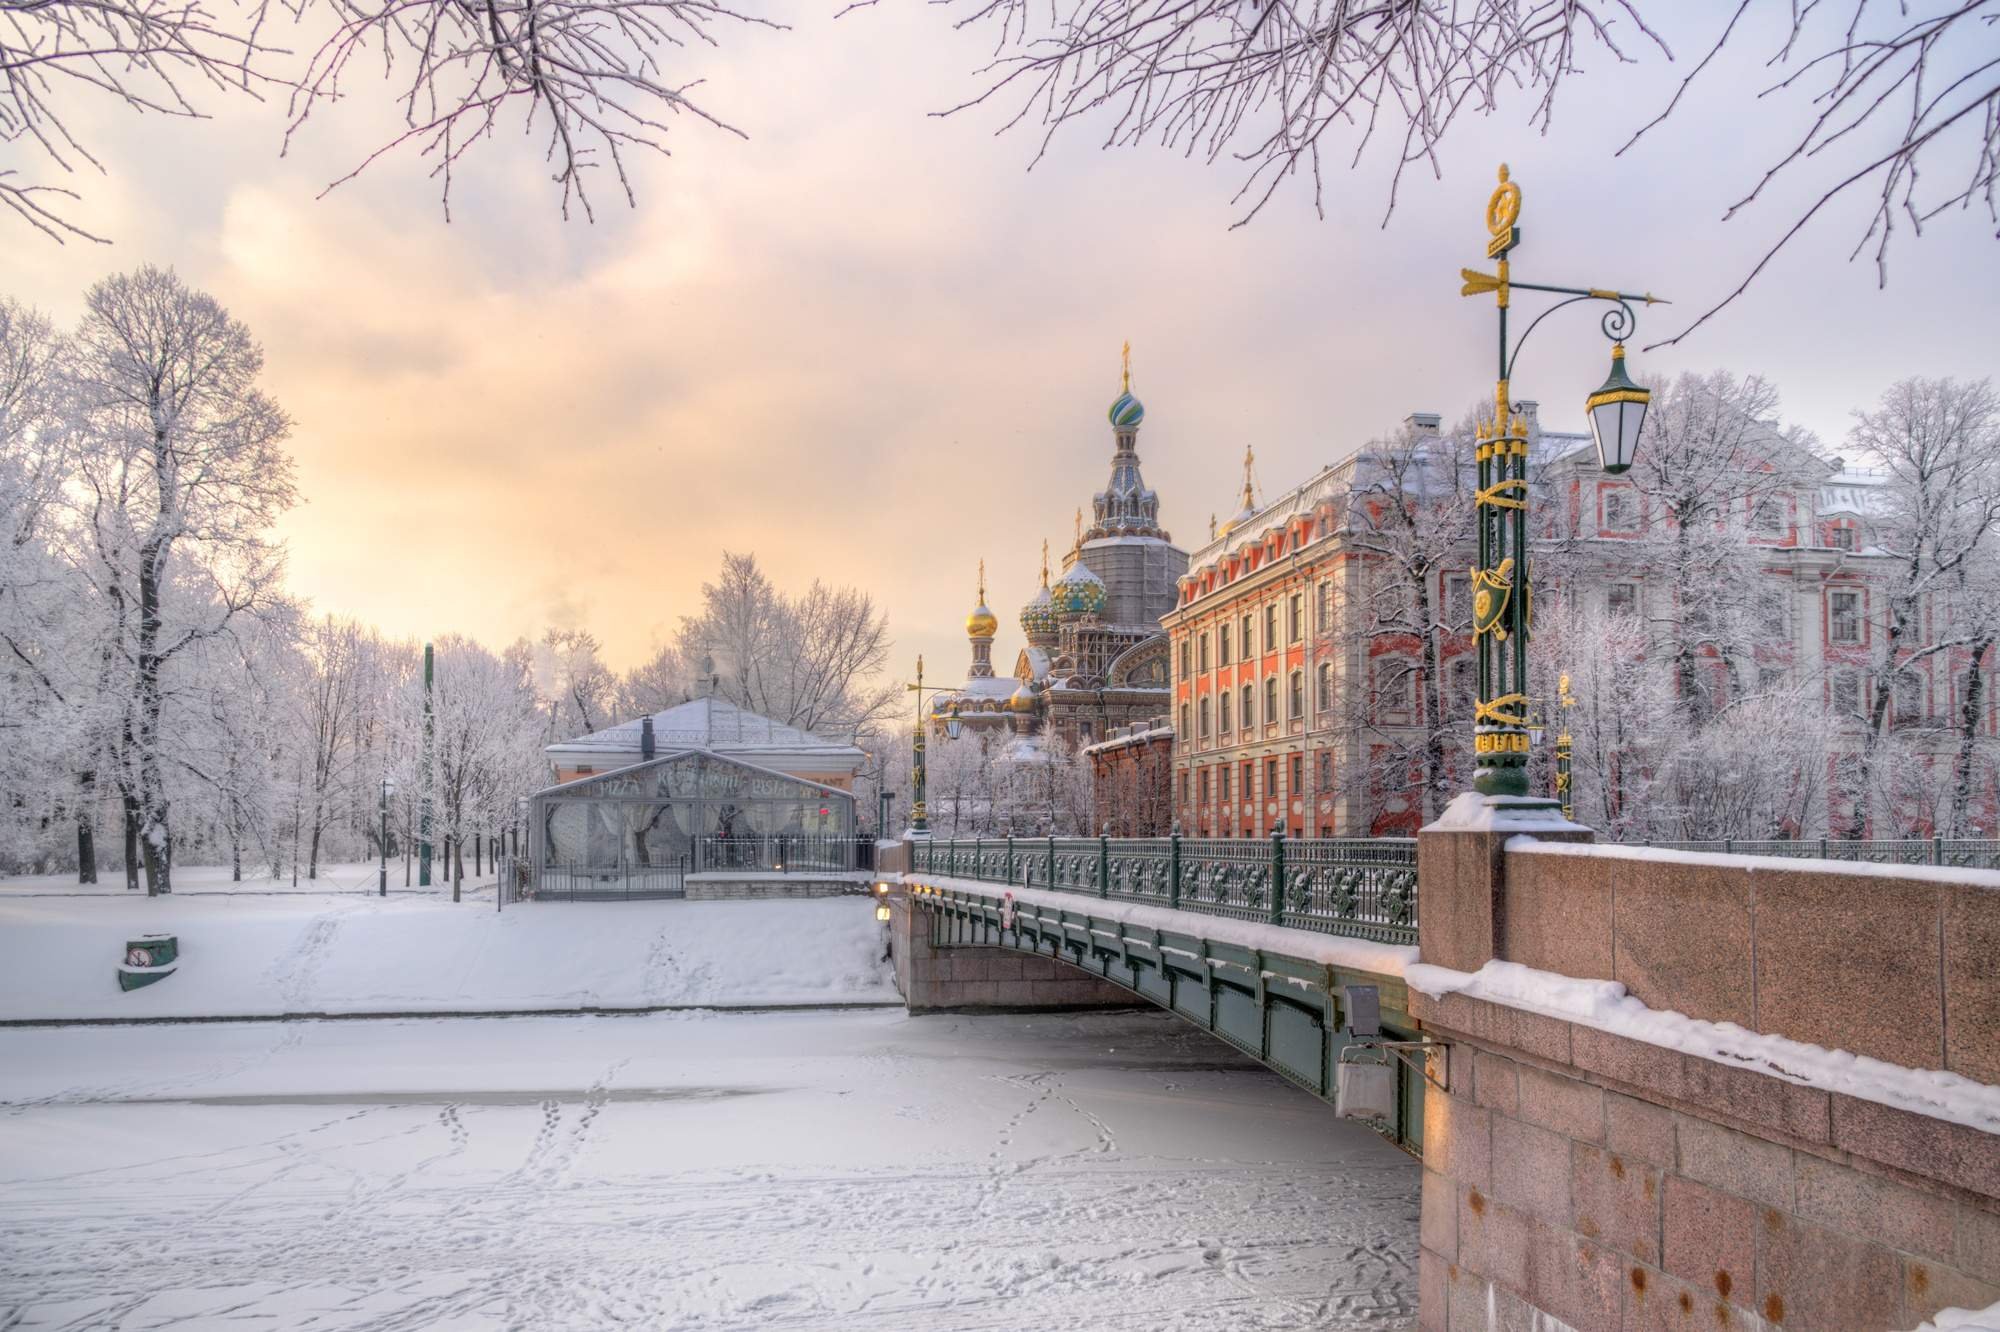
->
640, 716, 655, 761
1406, 412, 1442, 434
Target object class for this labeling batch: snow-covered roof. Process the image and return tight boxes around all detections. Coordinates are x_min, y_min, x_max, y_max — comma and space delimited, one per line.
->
545, 696, 866, 767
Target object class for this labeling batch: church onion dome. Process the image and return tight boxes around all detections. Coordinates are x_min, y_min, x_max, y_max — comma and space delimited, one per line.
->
1020, 585, 1058, 639
1009, 680, 1041, 713
1052, 562, 1106, 620
966, 601, 998, 639
1217, 502, 1258, 539
1108, 390, 1145, 430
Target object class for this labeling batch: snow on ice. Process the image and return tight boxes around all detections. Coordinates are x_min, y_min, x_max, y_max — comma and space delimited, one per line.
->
0, 1009, 1423, 1330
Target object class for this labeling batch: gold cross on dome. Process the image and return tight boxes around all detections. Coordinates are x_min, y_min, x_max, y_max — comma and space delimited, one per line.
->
1121, 341, 1132, 392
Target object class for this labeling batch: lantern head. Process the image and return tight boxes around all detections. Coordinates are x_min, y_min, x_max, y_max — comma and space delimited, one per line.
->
1586, 343, 1650, 475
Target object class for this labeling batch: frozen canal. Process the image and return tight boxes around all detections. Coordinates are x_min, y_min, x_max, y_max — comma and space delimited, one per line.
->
0, 1009, 1420, 1330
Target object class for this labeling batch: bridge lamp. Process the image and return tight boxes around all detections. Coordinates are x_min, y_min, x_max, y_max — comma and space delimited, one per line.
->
875, 902, 892, 922
1586, 344, 1650, 476
944, 701, 963, 740
874, 882, 890, 895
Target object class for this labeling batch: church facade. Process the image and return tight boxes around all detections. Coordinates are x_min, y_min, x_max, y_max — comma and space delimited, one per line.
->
934, 357, 1188, 750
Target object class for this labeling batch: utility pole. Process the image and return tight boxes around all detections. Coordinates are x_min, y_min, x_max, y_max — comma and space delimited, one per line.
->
419, 641, 434, 887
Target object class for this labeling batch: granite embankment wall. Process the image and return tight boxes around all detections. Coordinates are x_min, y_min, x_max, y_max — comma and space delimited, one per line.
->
1415, 826, 2000, 1332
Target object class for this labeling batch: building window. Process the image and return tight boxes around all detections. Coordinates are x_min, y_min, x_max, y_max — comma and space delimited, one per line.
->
1198, 697, 1211, 741
1180, 772, 1190, 804
1753, 497, 1786, 538
1239, 685, 1253, 730
1444, 573, 1471, 629
1219, 625, 1232, 666
1290, 754, 1303, 793
1318, 662, 1334, 711
1218, 690, 1232, 735
1243, 760, 1254, 797
1757, 581, 1791, 639
1198, 633, 1210, 672
1264, 605, 1278, 652
1264, 677, 1278, 724
1608, 582, 1638, 617
574, 766, 594, 777
1831, 670, 1861, 717
1601, 488, 1636, 534
1199, 767, 1211, 801
1242, 614, 1254, 656
1288, 594, 1303, 643
1316, 581, 1331, 632
1265, 756, 1279, 797
1828, 521, 1858, 552
1180, 703, 1191, 737
1179, 640, 1191, 678
1318, 751, 1333, 788
1289, 669, 1304, 718
1830, 590, 1862, 645
1893, 670, 1924, 725
1219, 767, 1231, 801
1379, 657, 1417, 723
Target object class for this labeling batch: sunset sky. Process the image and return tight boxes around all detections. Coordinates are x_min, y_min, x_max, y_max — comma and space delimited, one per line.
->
8, 1, 1998, 698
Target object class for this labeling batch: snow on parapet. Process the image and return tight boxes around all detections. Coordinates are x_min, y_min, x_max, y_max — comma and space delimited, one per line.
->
1406, 958, 2000, 1136
1509, 837, 2000, 890
1422, 791, 1591, 835
1905, 1297, 2000, 1332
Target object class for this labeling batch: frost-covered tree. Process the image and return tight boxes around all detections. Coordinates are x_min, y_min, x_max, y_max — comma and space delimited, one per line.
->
1330, 415, 1480, 824
1844, 377, 2000, 836
66, 266, 296, 893
1615, 372, 1817, 725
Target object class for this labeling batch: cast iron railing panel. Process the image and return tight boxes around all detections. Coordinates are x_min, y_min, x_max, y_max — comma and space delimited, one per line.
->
909, 833, 1419, 945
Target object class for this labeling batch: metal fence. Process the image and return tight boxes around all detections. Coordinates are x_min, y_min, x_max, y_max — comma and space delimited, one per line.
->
1619, 836, 2000, 870
910, 835, 1419, 946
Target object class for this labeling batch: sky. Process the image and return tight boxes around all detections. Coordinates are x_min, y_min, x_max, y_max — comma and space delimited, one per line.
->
6, 1, 1997, 696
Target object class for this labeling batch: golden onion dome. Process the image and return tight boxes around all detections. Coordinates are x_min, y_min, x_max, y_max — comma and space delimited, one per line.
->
1008, 681, 1040, 713
966, 603, 999, 638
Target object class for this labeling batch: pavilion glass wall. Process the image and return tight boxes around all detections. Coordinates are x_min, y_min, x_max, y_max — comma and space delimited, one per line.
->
530, 751, 857, 893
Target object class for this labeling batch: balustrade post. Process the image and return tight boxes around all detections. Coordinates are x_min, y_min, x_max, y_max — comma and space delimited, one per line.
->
1047, 834, 1057, 890
1269, 828, 1285, 926
1006, 834, 1015, 885
1168, 828, 1182, 911
974, 836, 982, 883
1932, 834, 1942, 867
1099, 832, 1110, 899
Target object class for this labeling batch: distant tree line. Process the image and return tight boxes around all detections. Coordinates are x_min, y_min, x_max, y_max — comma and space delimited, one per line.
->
0, 271, 899, 888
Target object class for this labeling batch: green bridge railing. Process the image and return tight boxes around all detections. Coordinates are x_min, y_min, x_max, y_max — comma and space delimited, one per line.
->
907, 834, 1420, 946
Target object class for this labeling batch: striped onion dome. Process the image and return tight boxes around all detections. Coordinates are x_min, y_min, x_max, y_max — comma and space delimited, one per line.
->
1108, 391, 1145, 430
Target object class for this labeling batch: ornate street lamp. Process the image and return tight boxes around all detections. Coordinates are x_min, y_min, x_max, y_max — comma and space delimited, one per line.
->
944, 701, 964, 740
1460, 163, 1663, 800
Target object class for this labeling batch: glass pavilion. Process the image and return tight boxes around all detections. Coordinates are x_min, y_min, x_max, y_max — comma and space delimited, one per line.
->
528, 749, 858, 890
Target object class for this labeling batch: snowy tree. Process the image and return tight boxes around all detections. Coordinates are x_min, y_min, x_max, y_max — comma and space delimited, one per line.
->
66, 266, 297, 893
672, 552, 897, 738
1330, 415, 1480, 825
427, 635, 544, 898
1844, 377, 2000, 836
532, 627, 618, 743
1612, 372, 1817, 726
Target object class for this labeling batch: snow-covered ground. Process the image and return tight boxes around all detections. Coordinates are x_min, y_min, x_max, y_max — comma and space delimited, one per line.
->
0, 1009, 1422, 1330
0, 893, 898, 1021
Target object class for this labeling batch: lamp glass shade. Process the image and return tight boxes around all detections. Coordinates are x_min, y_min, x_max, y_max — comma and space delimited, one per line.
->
944, 713, 962, 739
1586, 345, 1649, 475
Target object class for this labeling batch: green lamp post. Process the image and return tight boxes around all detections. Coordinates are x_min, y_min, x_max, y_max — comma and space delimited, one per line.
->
904, 656, 960, 837
1460, 164, 1661, 800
